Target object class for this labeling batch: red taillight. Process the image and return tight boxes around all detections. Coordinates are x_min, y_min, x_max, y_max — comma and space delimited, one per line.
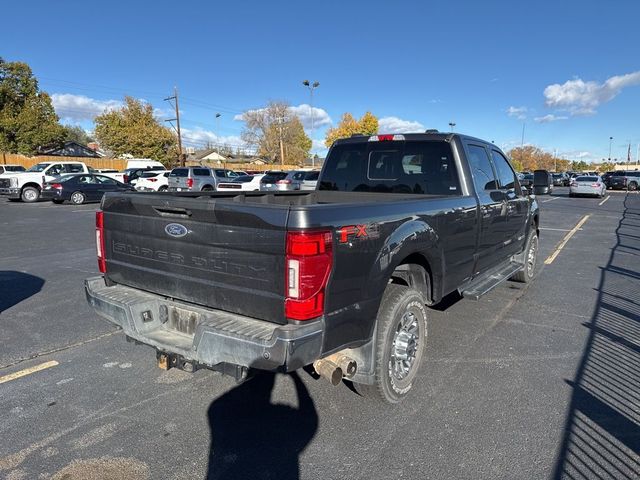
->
123, 174, 129, 183
187, 178, 194, 188
148, 178, 157, 182
277, 179, 292, 184
592, 183, 601, 187
51, 183, 63, 190
96, 211, 106, 273
285, 230, 333, 321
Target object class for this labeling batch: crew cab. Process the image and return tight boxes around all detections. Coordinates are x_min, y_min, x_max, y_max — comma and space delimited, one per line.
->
85, 132, 539, 403
0, 161, 91, 202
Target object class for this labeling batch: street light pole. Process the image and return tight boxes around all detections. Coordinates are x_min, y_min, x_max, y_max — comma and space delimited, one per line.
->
608, 136, 613, 162
448, 121, 456, 132
215, 113, 221, 153
302, 80, 320, 167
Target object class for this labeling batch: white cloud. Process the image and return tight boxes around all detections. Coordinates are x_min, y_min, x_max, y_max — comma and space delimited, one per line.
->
506, 106, 527, 120
311, 138, 327, 152
51, 93, 121, 121
378, 116, 425, 133
180, 127, 247, 150
543, 71, 640, 115
289, 104, 332, 130
234, 104, 332, 131
534, 114, 568, 123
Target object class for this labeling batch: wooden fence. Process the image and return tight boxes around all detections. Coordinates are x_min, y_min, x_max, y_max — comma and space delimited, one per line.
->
1, 152, 127, 170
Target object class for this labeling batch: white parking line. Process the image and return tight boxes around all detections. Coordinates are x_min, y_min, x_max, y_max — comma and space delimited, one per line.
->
544, 215, 590, 265
540, 227, 582, 232
598, 196, 610, 206
541, 197, 560, 203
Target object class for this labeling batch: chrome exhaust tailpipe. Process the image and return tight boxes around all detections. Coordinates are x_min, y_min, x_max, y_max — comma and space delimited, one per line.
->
313, 352, 357, 385
313, 359, 343, 386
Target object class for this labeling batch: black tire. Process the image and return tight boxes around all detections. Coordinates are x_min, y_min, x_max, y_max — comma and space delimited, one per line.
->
201, 185, 214, 191
353, 284, 427, 404
70, 191, 85, 205
512, 229, 538, 283
158, 186, 168, 192
52, 199, 64, 204
21, 186, 40, 203
628, 181, 638, 192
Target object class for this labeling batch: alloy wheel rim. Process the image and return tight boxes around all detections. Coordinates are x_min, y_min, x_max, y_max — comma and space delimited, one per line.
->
24, 189, 37, 201
72, 193, 83, 203
389, 310, 420, 381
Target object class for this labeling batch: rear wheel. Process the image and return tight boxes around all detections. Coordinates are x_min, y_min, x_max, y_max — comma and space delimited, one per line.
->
354, 284, 427, 404
70, 191, 85, 205
158, 186, 168, 192
628, 181, 638, 191
21, 186, 40, 203
512, 229, 538, 283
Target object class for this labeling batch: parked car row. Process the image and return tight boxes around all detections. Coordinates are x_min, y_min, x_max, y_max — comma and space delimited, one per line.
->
0, 159, 321, 205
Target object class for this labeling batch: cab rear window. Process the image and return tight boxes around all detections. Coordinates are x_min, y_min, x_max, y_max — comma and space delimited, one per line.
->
170, 168, 188, 177
319, 140, 460, 195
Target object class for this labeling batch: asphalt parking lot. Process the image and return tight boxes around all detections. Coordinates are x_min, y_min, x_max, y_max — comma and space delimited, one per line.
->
1, 189, 639, 480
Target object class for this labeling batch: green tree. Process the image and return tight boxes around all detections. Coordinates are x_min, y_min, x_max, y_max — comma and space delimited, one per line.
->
0, 58, 65, 154
324, 111, 379, 147
62, 125, 94, 145
240, 101, 311, 164
94, 96, 177, 164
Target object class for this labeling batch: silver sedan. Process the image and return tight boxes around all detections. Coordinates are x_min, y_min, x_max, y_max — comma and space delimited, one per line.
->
569, 176, 606, 198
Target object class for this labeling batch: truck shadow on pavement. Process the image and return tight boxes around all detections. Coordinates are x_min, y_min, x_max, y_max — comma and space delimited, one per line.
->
553, 193, 640, 479
0, 271, 45, 313
206, 371, 318, 480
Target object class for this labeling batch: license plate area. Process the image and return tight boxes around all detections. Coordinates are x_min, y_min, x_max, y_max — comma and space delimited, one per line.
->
162, 305, 201, 336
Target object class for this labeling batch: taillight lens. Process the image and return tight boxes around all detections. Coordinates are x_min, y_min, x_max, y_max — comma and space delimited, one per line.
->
123, 174, 129, 183
277, 179, 291, 184
148, 178, 157, 182
187, 178, 194, 188
285, 230, 333, 321
51, 183, 63, 190
96, 211, 106, 273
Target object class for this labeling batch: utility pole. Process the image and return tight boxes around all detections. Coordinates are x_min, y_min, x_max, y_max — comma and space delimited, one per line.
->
164, 87, 184, 166
278, 114, 285, 166
521, 123, 526, 148
215, 113, 221, 153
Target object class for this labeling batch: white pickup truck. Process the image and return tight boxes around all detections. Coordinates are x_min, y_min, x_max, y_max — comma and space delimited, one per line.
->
0, 161, 94, 202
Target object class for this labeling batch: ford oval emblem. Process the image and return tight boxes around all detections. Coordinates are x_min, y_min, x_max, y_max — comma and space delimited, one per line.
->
165, 223, 188, 238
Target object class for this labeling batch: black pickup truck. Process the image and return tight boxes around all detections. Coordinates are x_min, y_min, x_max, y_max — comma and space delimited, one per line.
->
86, 132, 539, 403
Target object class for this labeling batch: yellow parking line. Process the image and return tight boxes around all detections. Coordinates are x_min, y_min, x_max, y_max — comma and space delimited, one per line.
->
0, 360, 59, 385
598, 196, 610, 206
544, 215, 590, 265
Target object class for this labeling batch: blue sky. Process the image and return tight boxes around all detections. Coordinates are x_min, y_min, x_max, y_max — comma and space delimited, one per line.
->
2, 0, 639, 163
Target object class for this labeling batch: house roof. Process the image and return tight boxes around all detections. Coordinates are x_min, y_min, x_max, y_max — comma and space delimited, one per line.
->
40, 141, 101, 158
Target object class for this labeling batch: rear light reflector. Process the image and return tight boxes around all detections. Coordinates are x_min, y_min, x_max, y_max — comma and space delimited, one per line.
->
96, 211, 106, 273
368, 134, 405, 142
187, 178, 194, 188
285, 230, 333, 321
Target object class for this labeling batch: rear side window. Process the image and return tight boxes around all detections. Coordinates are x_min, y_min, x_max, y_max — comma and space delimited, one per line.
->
66, 164, 84, 173
491, 150, 516, 189
467, 145, 498, 191
319, 141, 460, 195
170, 168, 188, 177
575, 176, 597, 182
193, 168, 211, 176
291, 172, 306, 181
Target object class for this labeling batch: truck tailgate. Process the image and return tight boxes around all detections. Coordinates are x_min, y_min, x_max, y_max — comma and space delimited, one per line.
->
101, 193, 288, 324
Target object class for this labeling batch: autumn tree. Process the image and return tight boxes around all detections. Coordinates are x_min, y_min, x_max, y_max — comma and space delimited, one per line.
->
0, 58, 65, 154
324, 111, 379, 147
240, 101, 311, 164
94, 96, 177, 164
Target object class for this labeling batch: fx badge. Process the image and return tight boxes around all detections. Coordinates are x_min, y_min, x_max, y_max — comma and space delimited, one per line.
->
337, 224, 379, 243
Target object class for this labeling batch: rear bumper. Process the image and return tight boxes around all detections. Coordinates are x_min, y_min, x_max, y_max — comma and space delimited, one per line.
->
85, 276, 324, 372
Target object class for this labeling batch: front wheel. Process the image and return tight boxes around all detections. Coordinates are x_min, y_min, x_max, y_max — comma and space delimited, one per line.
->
70, 191, 86, 205
21, 186, 40, 203
354, 284, 427, 404
628, 182, 638, 191
512, 230, 538, 283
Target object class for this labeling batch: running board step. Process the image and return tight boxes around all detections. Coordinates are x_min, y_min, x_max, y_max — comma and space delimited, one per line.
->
461, 261, 523, 300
